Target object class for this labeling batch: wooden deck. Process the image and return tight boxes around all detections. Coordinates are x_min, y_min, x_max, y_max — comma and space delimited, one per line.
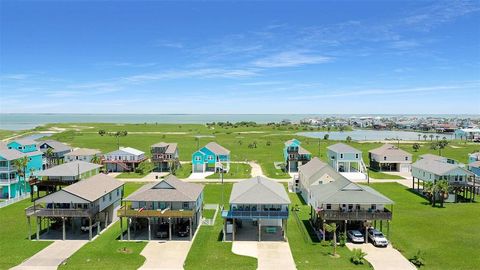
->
25, 205, 98, 217
117, 206, 194, 218
318, 209, 392, 221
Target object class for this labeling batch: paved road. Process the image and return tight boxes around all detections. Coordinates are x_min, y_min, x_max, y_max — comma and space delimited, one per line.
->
138, 241, 192, 270
232, 241, 296, 270
11, 240, 87, 270
346, 243, 416, 270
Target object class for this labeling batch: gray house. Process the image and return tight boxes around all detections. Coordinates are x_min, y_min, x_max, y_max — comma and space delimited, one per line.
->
368, 144, 412, 172
327, 143, 366, 173
38, 140, 72, 168
26, 174, 124, 240
151, 142, 179, 172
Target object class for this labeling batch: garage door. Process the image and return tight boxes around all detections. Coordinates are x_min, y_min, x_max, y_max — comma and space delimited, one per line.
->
400, 164, 411, 172
193, 164, 204, 173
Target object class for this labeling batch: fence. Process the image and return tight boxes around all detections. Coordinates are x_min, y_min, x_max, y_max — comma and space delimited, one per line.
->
292, 210, 310, 243
0, 193, 29, 208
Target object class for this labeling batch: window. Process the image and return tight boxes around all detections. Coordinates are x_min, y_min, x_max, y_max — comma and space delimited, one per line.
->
195, 156, 201, 161
340, 154, 343, 159
208, 155, 213, 160
109, 192, 112, 201
116, 188, 120, 196
182, 202, 189, 209
103, 196, 106, 202
326, 204, 331, 210
383, 156, 387, 161
159, 202, 166, 209
405, 156, 409, 161
371, 204, 377, 210
355, 154, 359, 159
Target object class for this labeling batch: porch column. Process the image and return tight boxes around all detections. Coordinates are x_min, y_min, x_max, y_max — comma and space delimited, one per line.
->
364, 222, 368, 243
36, 217, 40, 240
62, 217, 66, 241
380, 220, 383, 232
169, 218, 172, 241
97, 221, 101, 235
258, 220, 261, 242
344, 220, 347, 235
387, 220, 390, 238
127, 218, 131, 241
88, 217, 92, 241
189, 217, 193, 240
148, 218, 151, 241
120, 217, 123, 240
28, 217, 31, 240
232, 218, 235, 242
322, 220, 326, 241
223, 218, 226, 241
412, 177, 415, 189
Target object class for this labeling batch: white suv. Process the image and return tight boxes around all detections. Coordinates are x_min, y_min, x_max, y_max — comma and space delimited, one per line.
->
368, 228, 389, 247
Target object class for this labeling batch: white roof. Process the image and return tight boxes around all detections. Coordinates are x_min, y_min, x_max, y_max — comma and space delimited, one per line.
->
107, 147, 144, 156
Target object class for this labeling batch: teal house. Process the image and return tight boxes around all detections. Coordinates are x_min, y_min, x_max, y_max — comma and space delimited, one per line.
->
284, 139, 311, 172
1, 139, 43, 199
192, 142, 230, 173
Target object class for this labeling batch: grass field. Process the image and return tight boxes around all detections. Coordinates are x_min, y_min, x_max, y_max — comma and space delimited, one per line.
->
60, 182, 147, 270
174, 163, 192, 178
367, 169, 404, 180
0, 129, 20, 140
370, 183, 480, 270
206, 163, 252, 179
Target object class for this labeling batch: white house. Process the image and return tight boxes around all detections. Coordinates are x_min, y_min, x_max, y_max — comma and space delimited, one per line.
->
103, 147, 146, 172
64, 148, 102, 163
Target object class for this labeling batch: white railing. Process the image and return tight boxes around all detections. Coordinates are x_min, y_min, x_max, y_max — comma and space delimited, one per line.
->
0, 193, 29, 208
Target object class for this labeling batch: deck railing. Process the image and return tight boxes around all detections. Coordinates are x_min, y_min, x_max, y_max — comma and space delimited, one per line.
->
117, 205, 194, 218
25, 205, 98, 217
221, 210, 289, 219
318, 209, 392, 221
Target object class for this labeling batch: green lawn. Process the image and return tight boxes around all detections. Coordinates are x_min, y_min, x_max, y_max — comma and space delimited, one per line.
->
287, 191, 372, 270
174, 163, 192, 178
370, 183, 480, 270
60, 182, 147, 270
185, 183, 257, 270
0, 129, 20, 140
367, 170, 404, 180
202, 209, 217, 219
206, 163, 252, 179
0, 197, 53, 269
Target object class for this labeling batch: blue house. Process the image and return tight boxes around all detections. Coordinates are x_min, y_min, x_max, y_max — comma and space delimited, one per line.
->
1, 139, 43, 198
327, 143, 366, 174
468, 152, 480, 176
284, 139, 311, 172
192, 142, 230, 173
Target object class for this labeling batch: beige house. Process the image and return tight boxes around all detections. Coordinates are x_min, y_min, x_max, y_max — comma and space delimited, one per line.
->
368, 144, 412, 172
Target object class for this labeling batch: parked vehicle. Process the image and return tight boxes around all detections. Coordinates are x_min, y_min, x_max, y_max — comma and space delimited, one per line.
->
347, 230, 364, 243
368, 228, 389, 247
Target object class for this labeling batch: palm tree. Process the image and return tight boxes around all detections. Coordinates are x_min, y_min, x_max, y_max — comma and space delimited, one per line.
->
412, 143, 420, 152
13, 156, 29, 196
423, 181, 434, 205
324, 223, 338, 256
435, 135, 440, 141
417, 134, 421, 141
346, 136, 352, 143
436, 180, 450, 208
45, 148, 54, 168
423, 135, 427, 141
429, 134, 434, 141
91, 154, 101, 164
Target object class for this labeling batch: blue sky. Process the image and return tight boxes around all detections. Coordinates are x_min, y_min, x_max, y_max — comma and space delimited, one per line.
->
1, 0, 479, 114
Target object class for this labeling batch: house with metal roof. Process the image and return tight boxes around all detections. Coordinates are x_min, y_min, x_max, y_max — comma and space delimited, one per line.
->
468, 152, 480, 164
327, 143, 367, 180
151, 142, 179, 172
0, 148, 26, 199
25, 174, 124, 240
283, 139, 311, 173
64, 148, 102, 163
118, 175, 204, 241
368, 144, 412, 172
35, 161, 102, 183
221, 176, 290, 241
103, 147, 146, 172
192, 142, 230, 173
37, 140, 72, 168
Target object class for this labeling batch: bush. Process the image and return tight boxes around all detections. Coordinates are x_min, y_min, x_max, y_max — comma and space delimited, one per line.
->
321, 240, 331, 247
350, 248, 367, 265
409, 250, 426, 267
339, 232, 347, 247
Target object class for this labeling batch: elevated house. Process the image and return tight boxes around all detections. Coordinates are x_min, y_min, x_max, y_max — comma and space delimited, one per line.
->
468, 152, 480, 176
38, 140, 72, 168
25, 174, 124, 240
222, 176, 290, 241
151, 142, 179, 172
118, 175, 204, 241
327, 143, 367, 179
468, 152, 480, 164
412, 156, 476, 202
103, 147, 146, 172
64, 148, 102, 163
297, 158, 393, 240
192, 142, 230, 173
368, 144, 412, 172
283, 139, 311, 173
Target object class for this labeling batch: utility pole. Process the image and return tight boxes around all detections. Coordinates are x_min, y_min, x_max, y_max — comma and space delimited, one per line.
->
221, 164, 224, 209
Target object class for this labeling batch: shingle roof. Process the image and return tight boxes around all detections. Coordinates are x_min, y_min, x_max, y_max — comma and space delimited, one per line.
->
205, 142, 230, 155
65, 148, 101, 156
298, 146, 311, 155
124, 175, 204, 202
298, 157, 330, 184
229, 176, 291, 204
0, 148, 25, 160
35, 161, 102, 177
25, 150, 44, 157
412, 159, 473, 176
38, 140, 72, 153
327, 143, 361, 154
369, 144, 412, 157
62, 174, 124, 202
151, 142, 177, 154
419, 154, 446, 162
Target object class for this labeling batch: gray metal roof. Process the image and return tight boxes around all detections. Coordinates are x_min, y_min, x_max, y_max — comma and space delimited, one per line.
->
0, 148, 25, 160
65, 148, 101, 156
38, 140, 72, 153
11, 138, 37, 146
298, 146, 311, 155
369, 144, 412, 158
124, 175, 204, 202
205, 142, 230, 155
35, 161, 102, 177
151, 142, 178, 154
229, 176, 291, 204
412, 159, 473, 176
327, 143, 361, 154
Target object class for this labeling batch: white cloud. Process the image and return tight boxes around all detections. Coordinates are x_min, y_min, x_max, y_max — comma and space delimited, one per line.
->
253, 51, 332, 68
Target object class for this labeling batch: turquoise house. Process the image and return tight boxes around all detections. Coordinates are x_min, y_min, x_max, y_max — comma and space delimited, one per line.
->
1, 139, 44, 198
192, 142, 230, 173
283, 139, 311, 172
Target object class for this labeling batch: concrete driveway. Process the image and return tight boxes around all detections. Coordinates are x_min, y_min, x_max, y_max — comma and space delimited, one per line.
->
346, 243, 416, 270
11, 240, 87, 270
139, 241, 192, 270
232, 241, 296, 270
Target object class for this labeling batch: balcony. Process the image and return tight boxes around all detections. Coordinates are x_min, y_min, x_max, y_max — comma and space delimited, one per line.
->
25, 205, 99, 217
0, 177, 18, 184
117, 205, 194, 218
221, 210, 289, 219
317, 209, 392, 221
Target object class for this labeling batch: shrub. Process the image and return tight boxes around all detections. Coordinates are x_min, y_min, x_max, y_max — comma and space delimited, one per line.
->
350, 248, 367, 265
339, 232, 347, 247
409, 250, 426, 267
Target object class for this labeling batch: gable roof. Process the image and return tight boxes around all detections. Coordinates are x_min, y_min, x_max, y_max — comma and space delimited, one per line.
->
285, 139, 300, 146
38, 140, 72, 153
298, 157, 331, 185
65, 148, 101, 156
151, 142, 178, 154
369, 144, 412, 157
419, 153, 446, 162
0, 148, 25, 161
205, 142, 230, 155
229, 176, 290, 204
327, 143, 361, 154
35, 161, 102, 177
106, 147, 144, 156
469, 161, 480, 168
412, 159, 473, 176
9, 138, 37, 146
37, 174, 124, 203
124, 175, 204, 202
